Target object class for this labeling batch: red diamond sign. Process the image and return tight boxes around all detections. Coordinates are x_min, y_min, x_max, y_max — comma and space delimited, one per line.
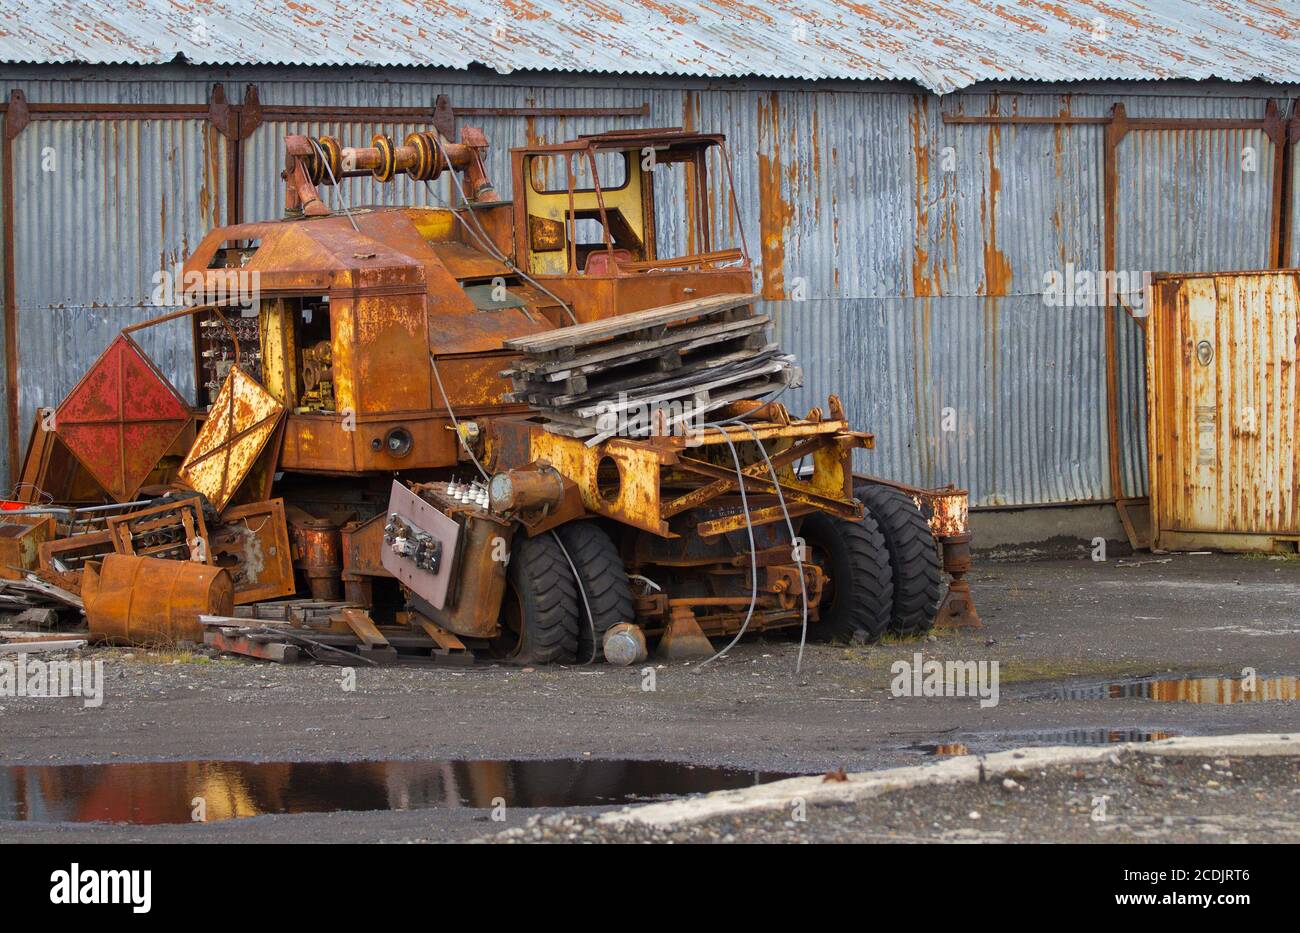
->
54, 333, 192, 503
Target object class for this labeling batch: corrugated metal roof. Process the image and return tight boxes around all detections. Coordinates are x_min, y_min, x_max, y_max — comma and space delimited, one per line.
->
2, 1, 1298, 95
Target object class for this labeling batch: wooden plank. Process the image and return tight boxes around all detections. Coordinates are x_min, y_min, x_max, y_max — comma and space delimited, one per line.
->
503, 292, 757, 353
0, 628, 74, 640
414, 617, 466, 650
509, 315, 770, 377
336, 608, 398, 664
510, 332, 771, 397
572, 358, 795, 418
0, 639, 87, 654
580, 378, 794, 446
544, 347, 780, 408
511, 342, 777, 406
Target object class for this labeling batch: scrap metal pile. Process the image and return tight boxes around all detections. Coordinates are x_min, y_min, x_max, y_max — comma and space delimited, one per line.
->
0, 113, 981, 667
0, 331, 445, 665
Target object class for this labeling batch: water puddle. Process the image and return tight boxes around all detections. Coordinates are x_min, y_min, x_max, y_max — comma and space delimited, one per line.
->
911, 728, 1174, 756
916, 742, 971, 756
1044, 674, 1298, 704
0, 759, 793, 825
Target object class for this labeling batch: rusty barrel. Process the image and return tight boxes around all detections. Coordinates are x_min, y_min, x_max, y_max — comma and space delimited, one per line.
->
84, 554, 235, 645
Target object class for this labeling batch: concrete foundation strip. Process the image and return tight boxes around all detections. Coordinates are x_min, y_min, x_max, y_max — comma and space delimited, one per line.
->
599, 733, 1297, 829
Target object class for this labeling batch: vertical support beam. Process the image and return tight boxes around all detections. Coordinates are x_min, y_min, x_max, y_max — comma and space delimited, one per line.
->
3, 89, 29, 484
1264, 99, 1287, 268
1279, 100, 1300, 268
432, 94, 454, 141
235, 85, 261, 228
1102, 103, 1128, 503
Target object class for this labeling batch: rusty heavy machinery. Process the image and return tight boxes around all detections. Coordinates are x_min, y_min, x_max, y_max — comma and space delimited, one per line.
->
13, 114, 979, 664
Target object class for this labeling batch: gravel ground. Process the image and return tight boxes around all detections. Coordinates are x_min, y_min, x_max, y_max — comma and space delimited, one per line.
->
487, 753, 1300, 843
2, 552, 1298, 842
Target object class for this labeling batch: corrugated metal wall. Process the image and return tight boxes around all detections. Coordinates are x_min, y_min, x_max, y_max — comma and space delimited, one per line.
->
0, 65, 1291, 505
1114, 125, 1278, 497
8, 113, 225, 470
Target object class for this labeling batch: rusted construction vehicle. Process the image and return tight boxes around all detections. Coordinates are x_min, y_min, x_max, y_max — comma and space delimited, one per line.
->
15, 113, 977, 665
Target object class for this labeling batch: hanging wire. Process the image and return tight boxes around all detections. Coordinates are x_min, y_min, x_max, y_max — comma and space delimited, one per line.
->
308, 136, 361, 234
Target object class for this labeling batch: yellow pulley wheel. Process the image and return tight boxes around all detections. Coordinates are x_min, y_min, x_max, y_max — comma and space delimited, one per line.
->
371, 133, 396, 182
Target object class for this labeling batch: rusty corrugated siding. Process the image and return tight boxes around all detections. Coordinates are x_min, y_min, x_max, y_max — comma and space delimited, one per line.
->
1115, 121, 1279, 498
4, 1, 1300, 94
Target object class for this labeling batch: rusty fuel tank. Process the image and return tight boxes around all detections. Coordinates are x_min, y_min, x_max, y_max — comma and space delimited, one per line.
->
83, 554, 235, 646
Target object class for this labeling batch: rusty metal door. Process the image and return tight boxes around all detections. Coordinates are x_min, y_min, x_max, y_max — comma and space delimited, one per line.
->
1148, 270, 1300, 550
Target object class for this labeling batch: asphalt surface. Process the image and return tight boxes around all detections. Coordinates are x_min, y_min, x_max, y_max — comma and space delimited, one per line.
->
2, 551, 1299, 842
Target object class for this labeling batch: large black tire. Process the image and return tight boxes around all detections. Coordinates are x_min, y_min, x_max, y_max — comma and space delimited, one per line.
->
855, 483, 942, 636
493, 534, 580, 665
800, 510, 893, 643
555, 522, 635, 662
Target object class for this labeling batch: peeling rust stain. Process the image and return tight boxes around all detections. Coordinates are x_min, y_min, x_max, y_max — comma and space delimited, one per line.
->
910, 94, 933, 298
756, 92, 792, 301
979, 123, 1012, 299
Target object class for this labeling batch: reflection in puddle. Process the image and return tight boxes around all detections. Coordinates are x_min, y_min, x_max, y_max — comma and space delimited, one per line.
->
921, 743, 971, 756
0, 759, 793, 825
912, 729, 1174, 755
1049, 674, 1298, 704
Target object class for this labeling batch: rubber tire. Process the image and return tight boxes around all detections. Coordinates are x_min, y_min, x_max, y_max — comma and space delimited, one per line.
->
501, 533, 580, 665
801, 509, 893, 643
555, 522, 635, 662
855, 483, 942, 636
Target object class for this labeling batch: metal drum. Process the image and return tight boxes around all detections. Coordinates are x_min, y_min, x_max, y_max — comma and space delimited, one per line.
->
84, 554, 235, 645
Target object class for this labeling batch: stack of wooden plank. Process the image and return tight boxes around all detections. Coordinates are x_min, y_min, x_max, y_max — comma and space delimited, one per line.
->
0, 573, 85, 628
501, 292, 800, 442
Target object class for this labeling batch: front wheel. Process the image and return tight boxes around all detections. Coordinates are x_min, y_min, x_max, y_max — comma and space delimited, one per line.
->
800, 510, 893, 643
554, 522, 635, 662
855, 483, 942, 636
491, 534, 580, 664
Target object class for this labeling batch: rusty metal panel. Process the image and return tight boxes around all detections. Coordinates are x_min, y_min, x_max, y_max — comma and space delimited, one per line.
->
178, 366, 284, 512
1148, 270, 1300, 548
4, 3, 1300, 95
381, 481, 460, 611
1114, 125, 1278, 500
11, 116, 226, 448
53, 333, 192, 502
211, 497, 296, 604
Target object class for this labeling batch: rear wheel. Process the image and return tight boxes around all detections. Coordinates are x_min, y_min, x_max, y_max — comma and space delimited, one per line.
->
555, 522, 635, 662
491, 534, 580, 664
801, 510, 893, 642
855, 483, 942, 636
